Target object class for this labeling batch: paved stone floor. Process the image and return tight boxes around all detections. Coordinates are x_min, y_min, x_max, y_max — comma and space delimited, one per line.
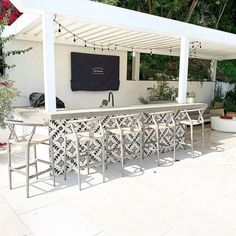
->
0, 126, 236, 236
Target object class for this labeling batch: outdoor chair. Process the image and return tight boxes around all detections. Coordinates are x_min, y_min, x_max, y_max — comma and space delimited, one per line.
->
5, 119, 55, 198
177, 108, 205, 158
106, 114, 143, 176
64, 117, 105, 190
143, 111, 176, 166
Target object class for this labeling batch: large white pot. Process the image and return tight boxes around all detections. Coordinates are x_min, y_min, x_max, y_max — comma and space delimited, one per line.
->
0, 128, 9, 143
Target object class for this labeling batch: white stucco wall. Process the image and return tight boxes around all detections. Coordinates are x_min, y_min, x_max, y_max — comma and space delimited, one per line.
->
5, 40, 214, 110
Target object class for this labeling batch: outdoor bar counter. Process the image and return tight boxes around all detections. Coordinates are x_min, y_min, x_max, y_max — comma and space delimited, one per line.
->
14, 102, 207, 175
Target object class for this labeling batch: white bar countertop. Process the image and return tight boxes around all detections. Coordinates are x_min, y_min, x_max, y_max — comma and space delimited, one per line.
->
13, 102, 207, 122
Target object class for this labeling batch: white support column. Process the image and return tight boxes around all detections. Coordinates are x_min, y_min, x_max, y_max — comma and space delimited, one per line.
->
132, 52, 140, 81
210, 60, 217, 81
42, 12, 56, 112
178, 36, 190, 104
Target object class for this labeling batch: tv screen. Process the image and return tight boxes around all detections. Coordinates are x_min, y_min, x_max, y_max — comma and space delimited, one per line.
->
71, 52, 120, 91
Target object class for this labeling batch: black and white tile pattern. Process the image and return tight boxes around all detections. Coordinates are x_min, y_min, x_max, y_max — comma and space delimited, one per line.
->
49, 112, 185, 175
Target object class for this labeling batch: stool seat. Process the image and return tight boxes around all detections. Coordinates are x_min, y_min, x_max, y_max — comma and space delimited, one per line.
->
144, 123, 176, 130
65, 131, 103, 142
179, 119, 203, 126
108, 127, 142, 136
8, 134, 50, 145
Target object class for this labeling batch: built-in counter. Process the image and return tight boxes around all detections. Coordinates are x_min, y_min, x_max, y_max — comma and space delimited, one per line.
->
47, 102, 207, 120
13, 103, 207, 175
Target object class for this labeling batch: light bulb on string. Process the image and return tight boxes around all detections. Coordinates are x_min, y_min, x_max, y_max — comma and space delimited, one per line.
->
108, 45, 110, 50
150, 48, 153, 56
132, 48, 135, 57
94, 44, 96, 50
115, 45, 117, 50
58, 24, 61, 33
85, 41, 87, 47
73, 35, 76, 43
102, 45, 104, 51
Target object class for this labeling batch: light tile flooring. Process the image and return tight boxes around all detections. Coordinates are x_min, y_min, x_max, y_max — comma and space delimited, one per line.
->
1, 127, 236, 236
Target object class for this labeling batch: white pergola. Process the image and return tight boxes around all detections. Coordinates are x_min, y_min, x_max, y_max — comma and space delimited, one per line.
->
4, 0, 236, 111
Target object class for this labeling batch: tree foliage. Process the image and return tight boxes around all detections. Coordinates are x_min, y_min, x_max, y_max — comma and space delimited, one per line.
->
94, 0, 236, 82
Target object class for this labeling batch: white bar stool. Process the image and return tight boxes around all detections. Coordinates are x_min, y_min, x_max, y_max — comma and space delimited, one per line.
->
64, 117, 105, 190
178, 108, 205, 158
106, 113, 143, 176
5, 119, 55, 198
143, 111, 176, 166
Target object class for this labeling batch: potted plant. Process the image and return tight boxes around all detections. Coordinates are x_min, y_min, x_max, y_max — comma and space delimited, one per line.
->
138, 80, 175, 104
186, 91, 196, 103
224, 86, 236, 117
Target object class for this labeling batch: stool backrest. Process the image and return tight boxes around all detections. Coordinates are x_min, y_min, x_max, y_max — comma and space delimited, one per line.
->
111, 113, 142, 131
150, 111, 175, 126
181, 108, 205, 123
4, 119, 45, 144
67, 117, 104, 137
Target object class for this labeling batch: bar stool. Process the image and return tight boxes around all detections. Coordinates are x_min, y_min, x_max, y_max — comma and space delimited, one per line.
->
143, 111, 176, 166
178, 108, 205, 158
64, 117, 105, 190
106, 113, 143, 176
5, 119, 55, 198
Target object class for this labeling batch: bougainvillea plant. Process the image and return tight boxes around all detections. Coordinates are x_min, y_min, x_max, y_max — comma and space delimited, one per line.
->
0, 5, 31, 129
0, 0, 22, 25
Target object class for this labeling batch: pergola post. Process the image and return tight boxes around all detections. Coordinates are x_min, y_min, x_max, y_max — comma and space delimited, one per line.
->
178, 36, 190, 104
210, 60, 217, 81
132, 52, 140, 81
42, 12, 56, 112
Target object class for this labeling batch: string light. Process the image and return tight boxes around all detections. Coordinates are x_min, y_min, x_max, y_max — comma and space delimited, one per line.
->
132, 48, 135, 57
54, 15, 202, 56
58, 24, 61, 33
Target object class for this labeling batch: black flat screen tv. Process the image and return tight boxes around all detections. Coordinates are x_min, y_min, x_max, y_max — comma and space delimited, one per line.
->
71, 52, 120, 91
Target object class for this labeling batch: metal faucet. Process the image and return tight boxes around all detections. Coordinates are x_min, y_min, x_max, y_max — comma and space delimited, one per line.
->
108, 92, 115, 107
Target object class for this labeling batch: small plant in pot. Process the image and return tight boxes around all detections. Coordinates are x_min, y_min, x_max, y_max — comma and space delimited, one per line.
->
211, 84, 224, 109
186, 91, 196, 103
224, 86, 236, 117
138, 76, 175, 104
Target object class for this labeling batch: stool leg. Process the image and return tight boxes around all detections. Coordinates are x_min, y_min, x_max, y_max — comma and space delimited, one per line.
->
120, 134, 125, 177
7, 142, 12, 190
105, 130, 108, 170
190, 124, 194, 158
87, 141, 91, 174
101, 137, 105, 183
64, 137, 67, 180
139, 131, 143, 171
173, 126, 176, 162
26, 145, 30, 198
155, 128, 160, 166
50, 139, 56, 187
33, 145, 38, 179
201, 122, 204, 155
76, 139, 81, 191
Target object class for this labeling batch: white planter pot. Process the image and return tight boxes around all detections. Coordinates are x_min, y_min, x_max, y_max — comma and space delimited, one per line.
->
0, 128, 9, 143
186, 97, 195, 103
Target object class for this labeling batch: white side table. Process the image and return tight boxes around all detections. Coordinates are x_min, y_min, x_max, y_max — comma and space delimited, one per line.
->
211, 116, 236, 133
